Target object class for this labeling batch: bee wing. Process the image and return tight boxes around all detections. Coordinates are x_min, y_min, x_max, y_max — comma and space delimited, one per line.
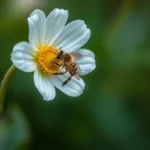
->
71, 52, 83, 61
74, 62, 83, 80
74, 74, 80, 80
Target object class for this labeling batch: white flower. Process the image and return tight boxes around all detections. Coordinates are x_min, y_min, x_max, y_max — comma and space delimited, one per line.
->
11, 9, 96, 101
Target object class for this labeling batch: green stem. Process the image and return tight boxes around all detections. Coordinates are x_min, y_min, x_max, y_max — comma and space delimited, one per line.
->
0, 65, 17, 112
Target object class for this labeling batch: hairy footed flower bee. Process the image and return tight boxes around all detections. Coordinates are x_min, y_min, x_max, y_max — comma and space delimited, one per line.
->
52, 50, 83, 86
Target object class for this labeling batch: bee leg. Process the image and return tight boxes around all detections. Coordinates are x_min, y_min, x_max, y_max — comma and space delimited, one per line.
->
51, 61, 62, 67
62, 75, 73, 86
53, 70, 68, 75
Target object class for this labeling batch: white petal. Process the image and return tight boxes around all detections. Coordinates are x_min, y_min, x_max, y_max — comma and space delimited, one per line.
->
76, 49, 96, 75
55, 20, 91, 52
51, 72, 85, 97
11, 42, 37, 72
45, 8, 68, 46
28, 9, 46, 49
34, 69, 56, 101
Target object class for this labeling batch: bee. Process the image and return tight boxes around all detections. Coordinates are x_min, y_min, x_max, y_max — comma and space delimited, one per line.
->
52, 50, 83, 86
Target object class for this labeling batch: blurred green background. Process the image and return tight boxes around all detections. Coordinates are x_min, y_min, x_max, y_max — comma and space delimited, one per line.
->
1, 0, 150, 150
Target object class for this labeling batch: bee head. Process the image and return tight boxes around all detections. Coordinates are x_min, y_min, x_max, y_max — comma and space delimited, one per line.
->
57, 51, 63, 59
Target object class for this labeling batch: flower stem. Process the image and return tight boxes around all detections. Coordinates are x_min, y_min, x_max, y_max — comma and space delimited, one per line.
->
0, 65, 17, 112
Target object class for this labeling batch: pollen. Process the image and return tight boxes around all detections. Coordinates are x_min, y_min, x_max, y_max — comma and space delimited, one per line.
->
37, 46, 61, 74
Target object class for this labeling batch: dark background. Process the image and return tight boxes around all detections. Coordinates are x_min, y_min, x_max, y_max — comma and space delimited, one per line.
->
1, 0, 150, 150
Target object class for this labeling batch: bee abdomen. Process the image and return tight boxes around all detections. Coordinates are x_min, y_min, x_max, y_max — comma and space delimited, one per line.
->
74, 67, 77, 71
71, 62, 76, 68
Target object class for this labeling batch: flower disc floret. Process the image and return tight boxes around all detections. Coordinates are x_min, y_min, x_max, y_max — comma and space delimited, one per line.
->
37, 46, 61, 74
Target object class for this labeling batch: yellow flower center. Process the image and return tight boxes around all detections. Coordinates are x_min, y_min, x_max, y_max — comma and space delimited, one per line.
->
37, 46, 61, 74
